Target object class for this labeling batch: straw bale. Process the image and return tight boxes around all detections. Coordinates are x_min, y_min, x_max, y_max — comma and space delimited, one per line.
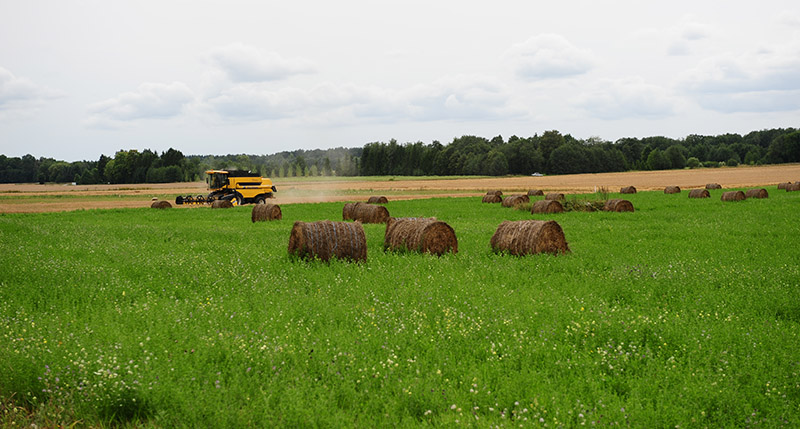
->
367, 196, 389, 204
721, 191, 746, 202
481, 194, 502, 203
252, 203, 282, 222
787, 182, 800, 192
664, 186, 681, 194
150, 200, 172, 209
485, 190, 503, 197
603, 199, 634, 212
527, 189, 545, 196
778, 182, 791, 190
620, 186, 637, 194
383, 217, 457, 255
705, 183, 722, 190
688, 189, 710, 198
288, 220, 367, 262
342, 202, 389, 223
545, 192, 565, 201
745, 188, 768, 199
490, 220, 570, 256
531, 200, 564, 214
501, 194, 530, 208
211, 200, 233, 208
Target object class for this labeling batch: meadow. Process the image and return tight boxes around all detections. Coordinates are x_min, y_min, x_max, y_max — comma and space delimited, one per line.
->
1, 188, 799, 427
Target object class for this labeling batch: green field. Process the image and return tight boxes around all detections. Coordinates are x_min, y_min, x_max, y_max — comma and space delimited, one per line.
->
1, 189, 799, 427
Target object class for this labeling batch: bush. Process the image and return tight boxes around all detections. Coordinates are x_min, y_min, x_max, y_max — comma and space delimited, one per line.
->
726, 158, 739, 167
686, 157, 700, 169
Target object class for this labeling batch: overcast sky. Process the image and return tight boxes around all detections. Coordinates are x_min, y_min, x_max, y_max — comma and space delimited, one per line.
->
1, 1, 799, 161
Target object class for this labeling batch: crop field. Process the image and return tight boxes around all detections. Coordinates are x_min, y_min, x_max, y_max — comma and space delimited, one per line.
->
1, 187, 799, 427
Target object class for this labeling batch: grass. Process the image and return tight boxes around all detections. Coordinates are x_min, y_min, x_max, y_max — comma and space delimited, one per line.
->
1, 188, 799, 427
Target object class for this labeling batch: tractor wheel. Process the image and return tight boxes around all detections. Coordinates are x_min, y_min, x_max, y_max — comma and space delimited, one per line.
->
255, 195, 266, 204
234, 193, 244, 206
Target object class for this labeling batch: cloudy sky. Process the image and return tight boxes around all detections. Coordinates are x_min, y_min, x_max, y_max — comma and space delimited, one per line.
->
1, 1, 799, 161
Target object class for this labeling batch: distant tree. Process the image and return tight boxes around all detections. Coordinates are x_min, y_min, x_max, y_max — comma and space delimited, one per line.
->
686, 157, 701, 168
664, 146, 686, 169
646, 149, 670, 170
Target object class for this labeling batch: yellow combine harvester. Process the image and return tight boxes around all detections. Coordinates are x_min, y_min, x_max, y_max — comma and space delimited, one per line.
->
175, 170, 276, 205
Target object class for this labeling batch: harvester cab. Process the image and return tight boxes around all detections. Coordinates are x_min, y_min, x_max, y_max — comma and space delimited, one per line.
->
175, 170, 276, 205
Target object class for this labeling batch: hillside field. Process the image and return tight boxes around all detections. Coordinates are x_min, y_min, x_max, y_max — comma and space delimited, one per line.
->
1, 182, 799, 426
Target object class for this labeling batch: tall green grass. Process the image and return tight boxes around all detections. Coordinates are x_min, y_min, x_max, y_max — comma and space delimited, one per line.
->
1, 189, 798, 427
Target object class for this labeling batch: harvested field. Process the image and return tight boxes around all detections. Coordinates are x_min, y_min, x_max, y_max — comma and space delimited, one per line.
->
383, 217, 457, 255
490, 220, 570, 256
3, 164, 800, 213
287, 220, 367, 262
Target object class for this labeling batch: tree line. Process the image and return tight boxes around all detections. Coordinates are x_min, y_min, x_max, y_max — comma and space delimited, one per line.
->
1, 128, 798, 184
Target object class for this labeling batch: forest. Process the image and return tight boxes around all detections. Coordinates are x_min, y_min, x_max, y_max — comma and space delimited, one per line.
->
1, 128, 798, 184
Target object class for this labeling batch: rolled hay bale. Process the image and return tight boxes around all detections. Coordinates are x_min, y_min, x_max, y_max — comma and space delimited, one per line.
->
786, 182, 800, 192
777, 182, 792, 190
664, 186, 681, 194
501, 194, 530, 208
745, 188, 769, 199
485, 190, 503, 197
481, 194, 503, 203
342, 202, 390, 223
288, 220, 367, 262
527, 189, 545, 196
603, 199, 634, 212
211, 200, 233, 209
705, 183, 722, 190
367, 196, 389, 204
721, 190, 746, 202
545, 192, 565, 201
251, 203, 282, 222
383, 217, 458, 256
688, 189, 711, 198
531, 199, 564, 214
490, 220, 570, 256
150, 200, 172, 209
620, 186, 637, 194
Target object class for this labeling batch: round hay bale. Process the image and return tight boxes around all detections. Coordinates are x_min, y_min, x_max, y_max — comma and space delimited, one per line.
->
778, 182, 791, 190
545, 192, 565, 201
527, 189, 544, 196
664, 186, 681, 194
620, 186, 637, 194
787, 182, 800, 192
603, 199, 634, 212
342, 202, 389, 223
251, 203, 282, 222
705, 183, 722, 190
745, 188, 768, 199
367, 196, 389, 204
383, 217, 458, 256
481, 194, 503, 203
501, 194, 530, 208
150, 200, 172, 209
288, 220, 367, 262
211, 200, 233, 208
531, 199, 564, 214
721, 190, 746, 202
688, 189, 710, 198
490, 220, 570, 256
485, 190, 503, 197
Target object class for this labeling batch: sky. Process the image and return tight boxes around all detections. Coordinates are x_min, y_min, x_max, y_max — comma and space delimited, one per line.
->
1, 1, 799, 162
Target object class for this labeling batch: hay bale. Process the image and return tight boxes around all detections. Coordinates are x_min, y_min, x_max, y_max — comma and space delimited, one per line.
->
705, 183, 722, 190
721, 191, 746, 202
342, 202, 390, 223
527, 189, 544, 196
603, 199, 634, 212
485, 190, 503, 197
531, 199, 564, 214
620, 186, 637, 194
664, 186, 681, 194
501, 194, 530, 208
490, 220, 570, 256
211, 200, 233, 208
383, 217, 458, 256
688, 189, 710, 198
786, 182, 800, 192
745, 188, 768, 199
545, 192, 565, 201
288, 220, 367, 262
251, 203, 282, 222
367, 196, 389, 204
150, 200, 172, 209
481, 194, 503, 203
778, 182, 791, 190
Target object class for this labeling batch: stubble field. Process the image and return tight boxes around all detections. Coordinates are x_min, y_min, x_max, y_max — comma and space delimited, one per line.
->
1, 167, 799, 427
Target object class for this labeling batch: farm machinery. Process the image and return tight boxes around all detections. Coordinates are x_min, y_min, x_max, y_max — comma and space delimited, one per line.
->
175, 170, 276, 206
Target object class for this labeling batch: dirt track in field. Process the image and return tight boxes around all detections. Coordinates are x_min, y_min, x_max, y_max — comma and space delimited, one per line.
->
2, 164, 799, 213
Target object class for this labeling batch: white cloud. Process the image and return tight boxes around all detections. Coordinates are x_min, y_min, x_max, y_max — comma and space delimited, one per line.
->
405, 75, 525, 121
209, 43, 316, 83
680, 43, 800, 112
666, 16, 713, 56
506, 34, 594, 80
576, 77, 678, 120
85, 82, 194, 127
0, 66, 62, 117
